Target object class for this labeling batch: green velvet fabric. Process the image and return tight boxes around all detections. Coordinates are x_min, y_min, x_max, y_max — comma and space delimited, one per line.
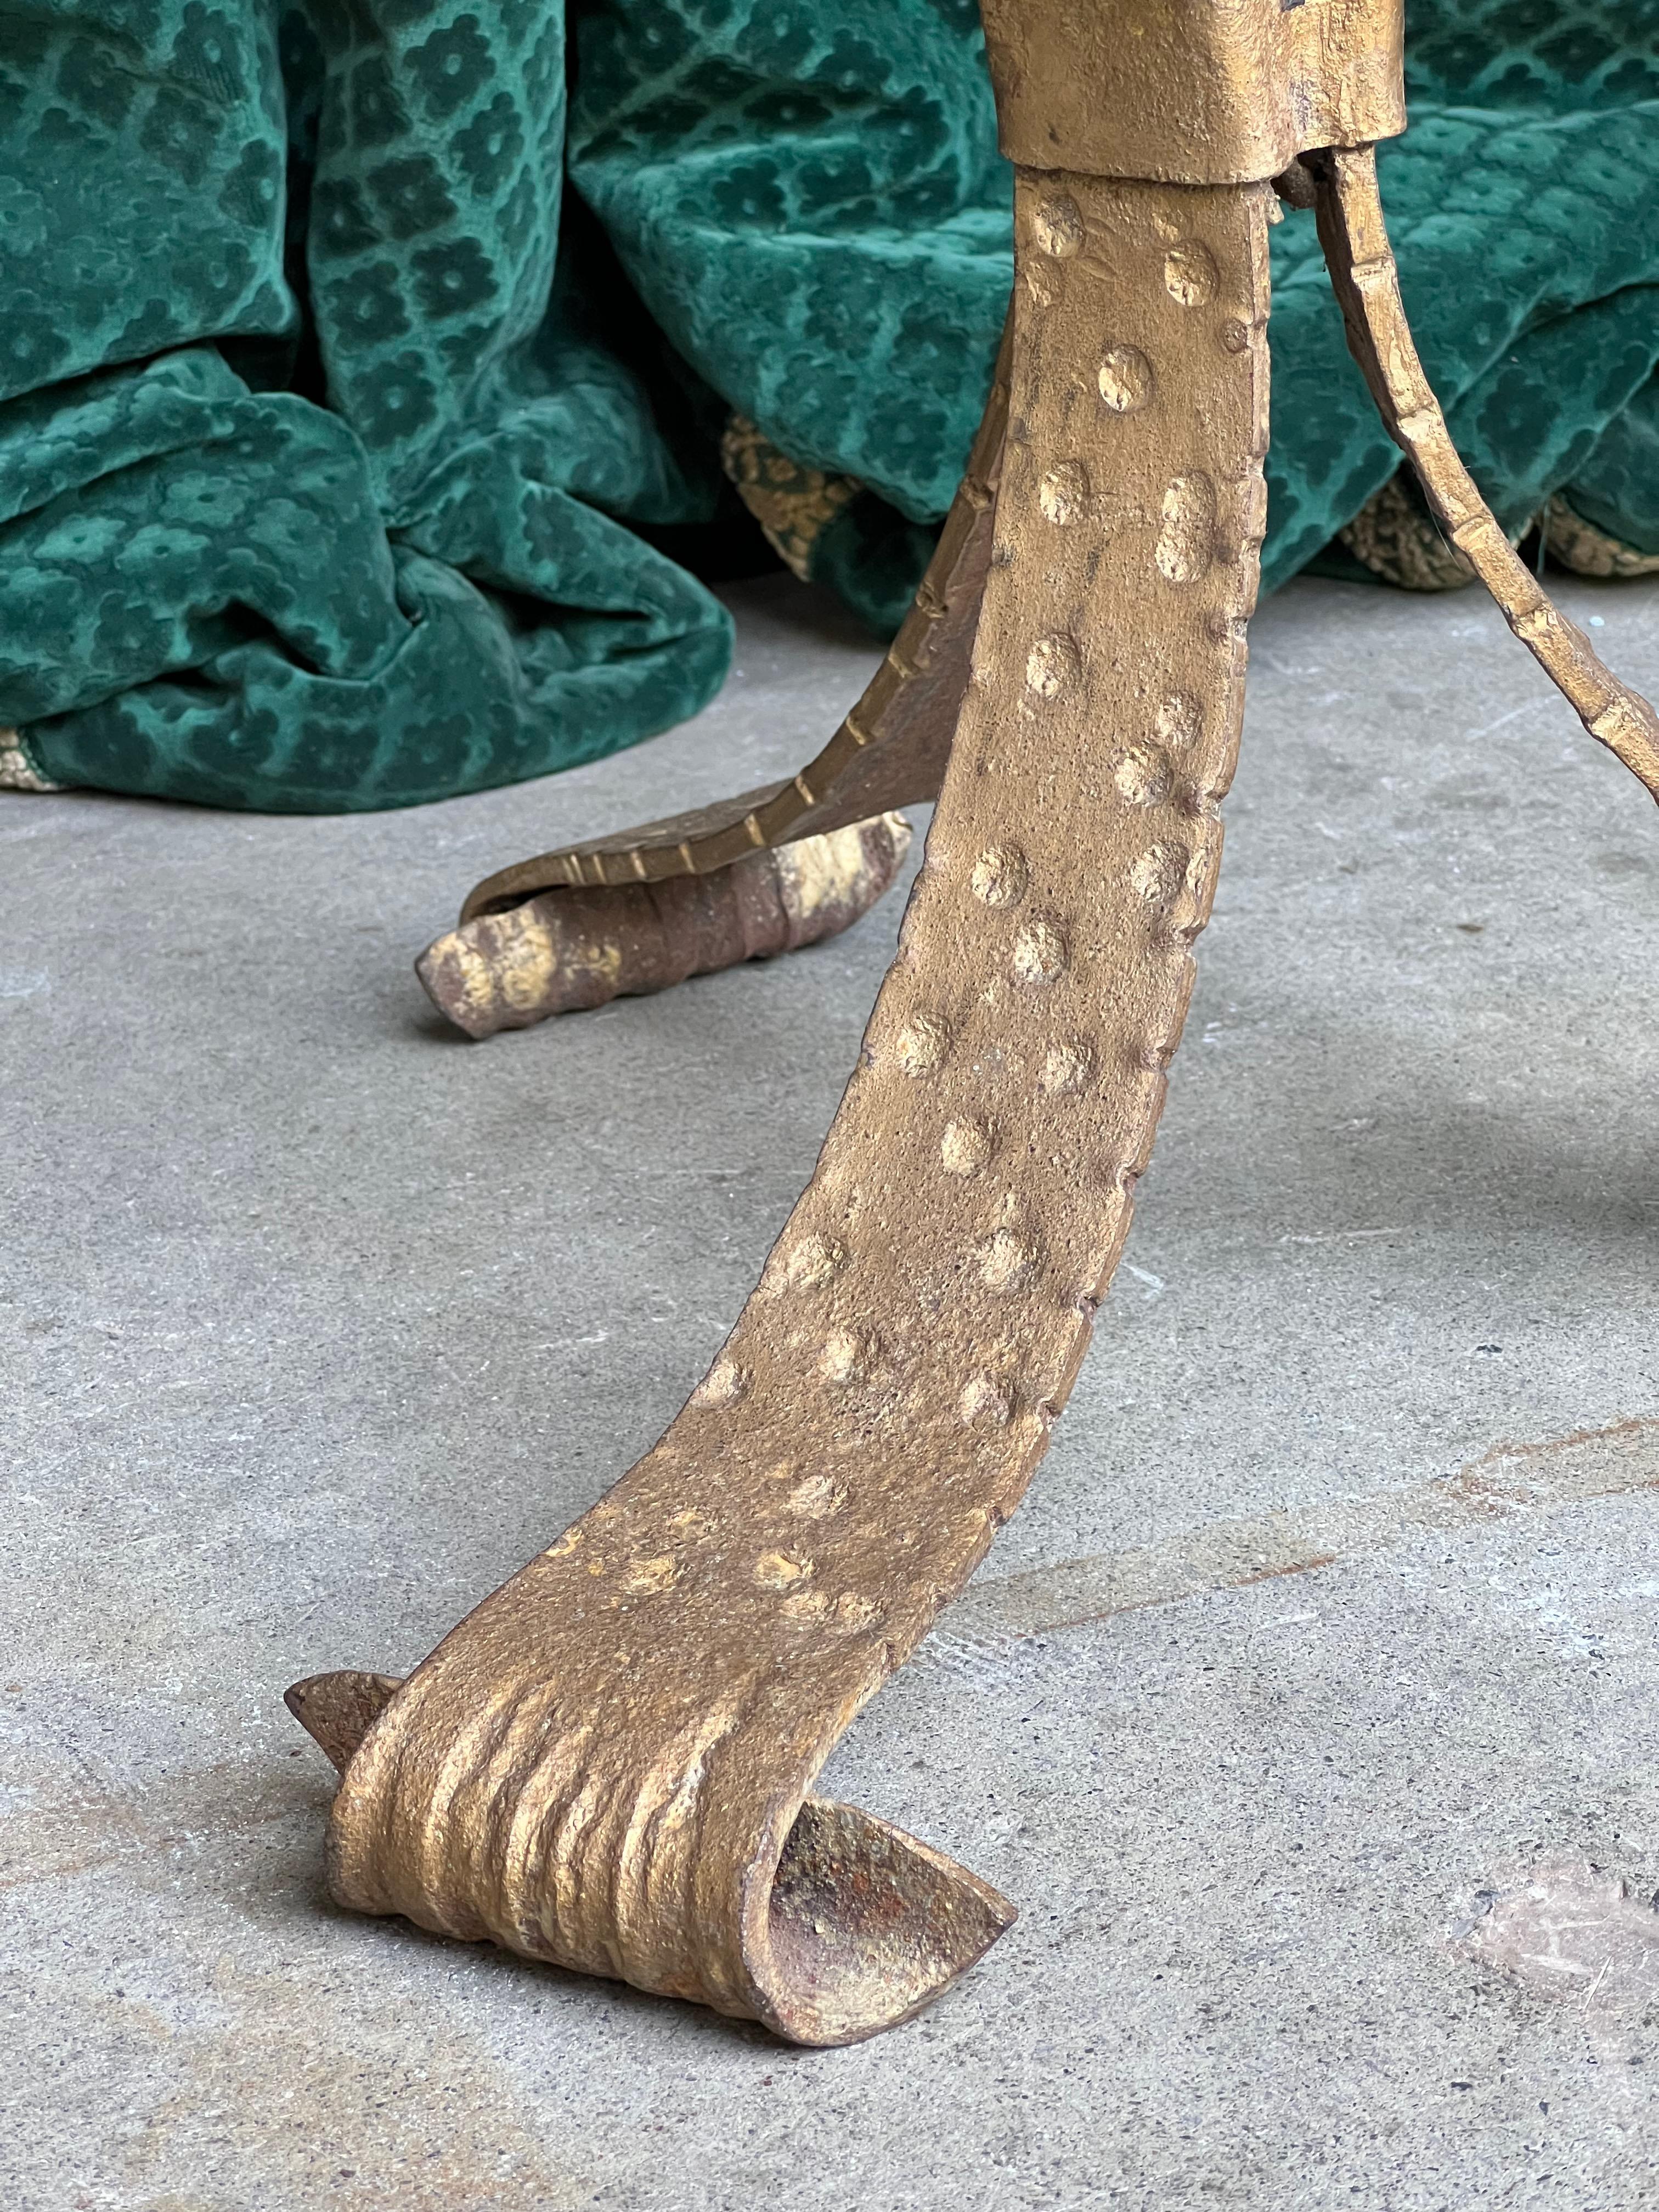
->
3, 1, 1656, 811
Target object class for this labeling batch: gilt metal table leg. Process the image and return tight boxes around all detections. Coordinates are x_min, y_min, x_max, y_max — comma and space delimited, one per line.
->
298, 162, 1273, 2046
1309, 145, 1659, 800
293, 1, 1659, 2045
449, 332, 1011, 907
414, 332, 1009, 1034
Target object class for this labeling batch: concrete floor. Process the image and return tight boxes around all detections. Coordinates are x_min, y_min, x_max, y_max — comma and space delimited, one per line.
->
4, 569, 1658, 2210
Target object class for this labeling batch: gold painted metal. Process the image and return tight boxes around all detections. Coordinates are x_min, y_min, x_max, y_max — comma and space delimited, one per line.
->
979, 0, 1404, 185
420, 813, 912, 1037
296, 0, 1659, 2045
0, 727, 61, 792
313, 159, 1275, 2047
1338, 469, 1488, 592
454, 335, 1007, 922
1544, 495, 1659, 582
1310, 143, 1659, 799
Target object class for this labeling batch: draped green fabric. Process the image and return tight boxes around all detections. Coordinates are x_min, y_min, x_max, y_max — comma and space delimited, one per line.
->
2, 1, 1655, 812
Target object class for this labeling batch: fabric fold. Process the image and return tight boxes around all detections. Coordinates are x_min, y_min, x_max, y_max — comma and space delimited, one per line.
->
3, 0, 1656, 810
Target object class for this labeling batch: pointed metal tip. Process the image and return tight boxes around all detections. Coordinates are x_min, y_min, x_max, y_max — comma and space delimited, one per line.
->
284, 1669, 404, 1773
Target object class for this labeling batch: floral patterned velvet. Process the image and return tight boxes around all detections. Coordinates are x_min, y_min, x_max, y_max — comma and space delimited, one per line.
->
2, 1, 1655, 809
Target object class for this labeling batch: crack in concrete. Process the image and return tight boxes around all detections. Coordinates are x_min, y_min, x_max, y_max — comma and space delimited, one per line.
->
926, 1417, 1659, 1674
8, 1423, 1654, 1901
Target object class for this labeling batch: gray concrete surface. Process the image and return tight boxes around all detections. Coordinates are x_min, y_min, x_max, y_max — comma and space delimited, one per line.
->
3, 569, 1658, 2210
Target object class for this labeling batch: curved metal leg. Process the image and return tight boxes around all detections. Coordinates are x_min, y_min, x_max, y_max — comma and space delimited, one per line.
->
300, 164, 1274, 2045
294, 1, 1659, 2045
411, 332, 1010, 1037
1310, 144, 1659, 800
453, 328, 1011, 918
